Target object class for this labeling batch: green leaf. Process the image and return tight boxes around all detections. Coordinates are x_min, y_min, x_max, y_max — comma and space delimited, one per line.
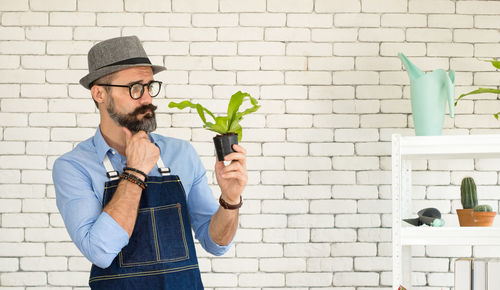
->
487, 58, 500, 70
454, 88, 500, 106
169, 100, 217, 129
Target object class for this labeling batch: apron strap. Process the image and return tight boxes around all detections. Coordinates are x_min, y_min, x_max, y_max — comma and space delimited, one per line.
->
157, 156, 171, 176
103, 154, 120, 181
103, 153, 171, 180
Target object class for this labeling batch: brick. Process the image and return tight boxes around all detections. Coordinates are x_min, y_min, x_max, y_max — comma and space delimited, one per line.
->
0, 69, 45, 84
308, 257, 353, 271
240, 13, 286, 27
409, 0, 455, 13
312, 28, 358, 42
359, 28, 405, 42
144, 13, 191, 27
49, 12, 95, 26
263, 228, 311, 243
26, 27, 72, 40
335, 13, 379, 27
0, 156, 46, 169
238, 71, 284, 85
475, 43, 500, 57
284, 243, 330, 257
287, 128, 333, 142
288, 13, 332, 27
0, 27, 24, 41
212, 258, 258, 272
0, 243, 45, 257
426, 245, 472, 257
286, 273, 332, 287
240, 214, 286, 228
0, 141, 25, 154
309, 86, 355, 100
236, 243, 283, 258
0, 258, 19, 271
268, 0, 312, 12
48, 272, 88, 286
308, 56, 353, 70
0, 199, 21, 213
25, 228, 71, 242
311, 228, 357, 242
333, 71, 379, 85
286, 43, 332, 57
0, 0, 28, 10
213, 56, 259, 71
455, 29, 500, 43
362, 0, 406, 12
332, 185, 378, 199
78, 0, 122, 11
21, 56, 68, 70
51, 128, 96, 141
407, 28, 453, 42
68, 257, 91, 271
260, 258, 306, 272
332, 242, 376, 257
238, 42, 285, 56
429, 14, 473, 28
309, 142, 354, 156
457, 0, 500, 14
333, 157, 379, 170
1, 272, 46, 286
310, 200, 357, 214
239, 273, 284, 287
218, 27, 263, 41
357, 170, 391, 185
192, 14, 237, 27
285, 72, 331, 85
4, 128, 49, 141
476, 15, 500, 29
309, 171, 355, 185
334, 42, 379, 56
190, 71, 235, 85
266, 28, 310, 42
20, 257, 67, 271
0, 113, 28, 126
0, 184, 45, 199
30, 0, 75, 10
380, 42, 427, 56
49, 99, 94, 112
122, 27, 170, 41
332, 100, 380, 113
220, 0, 265, 12
261, 170, 307, 185
46, 41, 93, 54
285, 157, 331, 170
22, 198, 58, 213
190, 42, 236, 56
262, 200, 308, 214
170, 28, 216, 41
358, 228, 392, 242
316, 0, 359, 12
202, 273, 237, 287
2, 12, 48, 25
381, 13, 426, 27
29, 113, 76, 127
172, 0, 217, 12
124, 0, 171, 12
96, 12, 142, 26
45, 242, 81, 256
262, 142, 308, 156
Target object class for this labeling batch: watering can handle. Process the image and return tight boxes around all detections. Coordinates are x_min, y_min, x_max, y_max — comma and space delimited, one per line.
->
447, 70, 455, 118
398, 52, 424, 78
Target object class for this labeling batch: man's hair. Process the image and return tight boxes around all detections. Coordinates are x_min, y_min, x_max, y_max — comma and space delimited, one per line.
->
90, 73, 115, 109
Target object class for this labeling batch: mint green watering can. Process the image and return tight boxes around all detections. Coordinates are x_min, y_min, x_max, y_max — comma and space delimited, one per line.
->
398, 53, 455, 136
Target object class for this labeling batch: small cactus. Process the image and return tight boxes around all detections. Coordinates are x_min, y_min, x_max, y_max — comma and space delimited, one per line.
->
461, 177, 478, 209
474, 204, 493, 212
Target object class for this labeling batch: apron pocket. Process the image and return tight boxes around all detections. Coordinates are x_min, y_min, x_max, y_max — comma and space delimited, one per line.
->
154, 203, 189, 262
119, 209, 157, 267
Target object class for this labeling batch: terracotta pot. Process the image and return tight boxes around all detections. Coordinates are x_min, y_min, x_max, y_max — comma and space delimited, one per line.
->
473, 211, 496, 227
457, 209, 475, 226
213, 133, 238, 162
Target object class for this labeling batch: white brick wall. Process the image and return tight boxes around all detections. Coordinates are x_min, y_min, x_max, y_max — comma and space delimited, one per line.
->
1, 0, 499, 289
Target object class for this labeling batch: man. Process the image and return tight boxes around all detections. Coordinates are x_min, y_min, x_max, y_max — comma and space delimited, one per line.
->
52, 36, 247, 290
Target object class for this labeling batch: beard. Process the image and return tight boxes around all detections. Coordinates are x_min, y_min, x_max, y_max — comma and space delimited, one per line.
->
106, 95, 158, 133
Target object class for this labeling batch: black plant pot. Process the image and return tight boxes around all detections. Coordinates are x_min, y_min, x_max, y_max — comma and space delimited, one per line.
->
213, 133, 238, 161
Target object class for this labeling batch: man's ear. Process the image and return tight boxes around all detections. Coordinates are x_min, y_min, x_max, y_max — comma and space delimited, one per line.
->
91, 85, 106, 105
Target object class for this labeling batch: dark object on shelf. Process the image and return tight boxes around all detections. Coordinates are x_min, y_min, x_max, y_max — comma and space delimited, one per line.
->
404, 208, 444, 227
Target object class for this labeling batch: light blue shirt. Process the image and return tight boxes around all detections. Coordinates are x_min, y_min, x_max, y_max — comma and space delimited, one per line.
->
52, 127, 231, 268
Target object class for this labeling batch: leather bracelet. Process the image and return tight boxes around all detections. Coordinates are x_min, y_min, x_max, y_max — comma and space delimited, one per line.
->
120, 172, 147, 190
123, 166, 147, 180
219, 195, 242, 210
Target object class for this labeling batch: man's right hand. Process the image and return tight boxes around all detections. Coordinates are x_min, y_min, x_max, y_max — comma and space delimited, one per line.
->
122, 127, 160, 175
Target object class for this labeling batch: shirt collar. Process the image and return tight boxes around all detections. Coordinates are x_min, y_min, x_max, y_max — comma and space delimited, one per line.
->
92, 126, 160, 162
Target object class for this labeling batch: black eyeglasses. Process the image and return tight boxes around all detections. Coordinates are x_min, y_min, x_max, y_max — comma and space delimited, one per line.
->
96, 80, 162, 100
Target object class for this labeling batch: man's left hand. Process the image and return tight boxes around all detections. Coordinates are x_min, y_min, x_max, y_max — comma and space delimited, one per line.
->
214, 144, 248, 205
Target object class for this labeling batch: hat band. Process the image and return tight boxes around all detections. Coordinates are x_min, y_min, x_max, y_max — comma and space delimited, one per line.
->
96, 57, 152, 70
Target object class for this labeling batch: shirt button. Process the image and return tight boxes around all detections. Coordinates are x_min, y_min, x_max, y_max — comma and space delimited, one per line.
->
111, 150, 115, 155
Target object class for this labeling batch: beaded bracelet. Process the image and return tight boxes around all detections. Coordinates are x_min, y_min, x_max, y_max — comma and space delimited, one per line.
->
123, 166, 148, 180
120, 172, 147, 190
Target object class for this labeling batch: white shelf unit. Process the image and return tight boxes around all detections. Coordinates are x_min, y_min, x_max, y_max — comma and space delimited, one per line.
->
392, 134, 500, 289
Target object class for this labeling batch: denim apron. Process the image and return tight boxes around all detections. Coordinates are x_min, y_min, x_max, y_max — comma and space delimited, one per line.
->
89, 155, 204, 290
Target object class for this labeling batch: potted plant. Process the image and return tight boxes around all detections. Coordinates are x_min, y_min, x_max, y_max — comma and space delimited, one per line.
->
457, 177, 477, 226
168, 91, 260, 161
454, 58, 500, 118
473, 204, 496, 227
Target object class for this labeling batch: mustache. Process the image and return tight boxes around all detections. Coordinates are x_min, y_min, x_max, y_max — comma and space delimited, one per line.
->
129, 104, 157, 117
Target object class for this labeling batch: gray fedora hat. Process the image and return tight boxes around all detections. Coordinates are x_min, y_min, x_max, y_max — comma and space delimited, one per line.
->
79, 35, 166, 89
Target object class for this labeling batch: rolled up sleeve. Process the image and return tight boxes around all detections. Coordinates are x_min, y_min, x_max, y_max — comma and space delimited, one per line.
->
53, 158, 129, 268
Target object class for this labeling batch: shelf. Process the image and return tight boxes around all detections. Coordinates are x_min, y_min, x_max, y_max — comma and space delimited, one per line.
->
401, 227, 500, 245
399, 134, 500, 159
